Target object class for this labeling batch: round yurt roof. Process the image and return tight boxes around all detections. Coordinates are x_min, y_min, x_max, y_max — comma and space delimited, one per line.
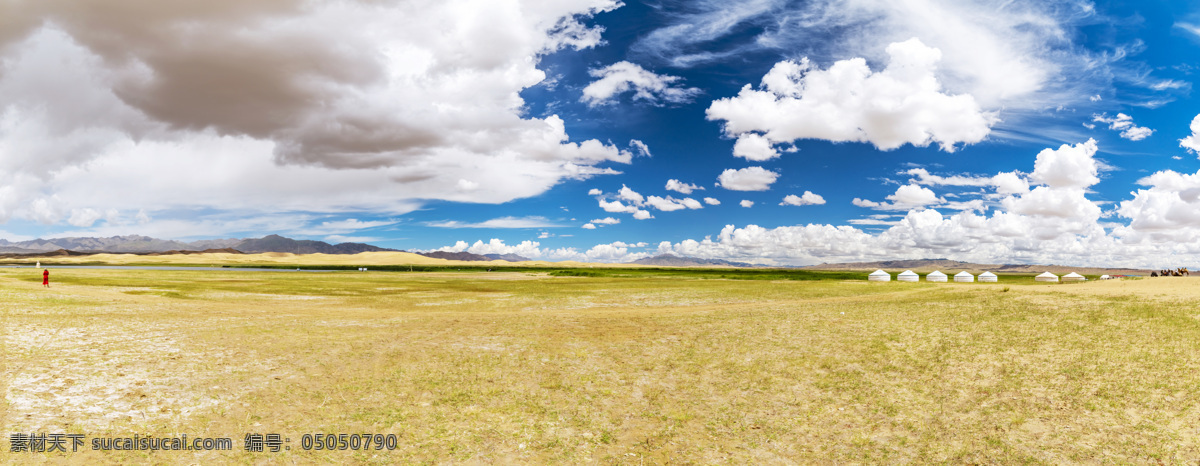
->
955, 271, 973, 277
927, 270, 946, 277
1036, 272, 1057, 278
979, 271, 997, 278
898, 270, 918, 277
1100, 275, 1110, 279
869, 269, 889, 276
1063, 272, 1084, 278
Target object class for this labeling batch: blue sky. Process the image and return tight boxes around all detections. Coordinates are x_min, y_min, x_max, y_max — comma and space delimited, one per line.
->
1, 0, 1199, 267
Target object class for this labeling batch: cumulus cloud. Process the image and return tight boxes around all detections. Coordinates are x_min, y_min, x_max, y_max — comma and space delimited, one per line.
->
1093, 113, 1154, 141
598, 198, 638, 214
581, 223, 597, 229
596, 194, 652, 220
707, 38, 996, 153
1182, 114, 1200, 155
703, 197, 721, 205
427, 140, 1200, 268
581, 61, 702, 106
905, 168, 1029, 195
617, 184, 645, 205
732, 133, 779, 161
588, 188, 603, 196
854, 184, 944, 211
740, 200, 754, 208
1029, 139, 1100, 189
717, 166, 779, 191
665, 179, 703, 194
651, 140, 1163, 267
645, 195, 703, 212
0, 0, 629, 228
590, 217, 620, 225
780, 192, 826, 206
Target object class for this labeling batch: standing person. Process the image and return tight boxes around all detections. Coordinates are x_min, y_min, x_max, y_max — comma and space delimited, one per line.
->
42, 269, 49, 287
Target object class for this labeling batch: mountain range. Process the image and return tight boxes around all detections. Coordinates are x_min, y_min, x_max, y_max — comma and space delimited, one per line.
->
0, 234, 393, 255
628, 254, 762, 268
415, 251, 532, 262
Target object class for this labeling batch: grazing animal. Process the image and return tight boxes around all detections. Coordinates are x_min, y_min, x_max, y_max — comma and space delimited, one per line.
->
1152, 271, 1158, 277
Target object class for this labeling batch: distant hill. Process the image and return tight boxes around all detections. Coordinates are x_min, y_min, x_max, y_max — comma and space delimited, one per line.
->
0, 234, 394, 255
0, 235, 196, 253
416, 251, 531, 262
231, 235, 394, 254
483, 253, 531, 262
629, 254, 760, 268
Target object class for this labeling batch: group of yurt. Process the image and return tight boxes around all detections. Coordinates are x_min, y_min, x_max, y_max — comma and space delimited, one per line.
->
868, 270, 1085, 283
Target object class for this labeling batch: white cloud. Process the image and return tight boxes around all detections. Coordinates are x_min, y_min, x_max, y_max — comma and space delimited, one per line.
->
0, 1, 629, 227
1181, 114, 1200, 155
629, 139, 653, 157
665, 179, 704, 194
781, 191, 826, 206
707, 38, 996, 153
599, 199, 637, 214
992, 172, 1031, 195
590, 217, 620, 225
1029, 139, 1100, 189
617, 184, 645, 205
295, 218, 396, 236
537, 231, 551, 239
1117, 170, 1200, 240
889, 184, 942, 206
717, 166, 779, 191
905, 168, 1029, 194
1178, 22, 1200, 38
581, 223, 597, 229
732, 133, 779, 161
1093, 113, 1154, 141
427, 139, 1200, 268
324, 235, 380, 244
740, 200, 754, 208
632, 210, 653, 220
427, 216, 560, 229
581, 61, 702, 106
680, 198, 704, 209
855, 184, 944, 211
703, 197, 721, 205
642, 196, 682, 211
588, 188, 603, 196
1150, 80, 1189, 91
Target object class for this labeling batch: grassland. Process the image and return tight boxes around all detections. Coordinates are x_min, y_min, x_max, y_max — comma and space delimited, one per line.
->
2, 268, 1198, 463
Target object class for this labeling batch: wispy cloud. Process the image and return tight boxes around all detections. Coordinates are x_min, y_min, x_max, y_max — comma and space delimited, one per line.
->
426, 216, 563, 229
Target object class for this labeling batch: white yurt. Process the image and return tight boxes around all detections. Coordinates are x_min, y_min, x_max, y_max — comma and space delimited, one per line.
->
868, 269, 891, 282
954, 271, 975, 283
978, 271, 998, 283
1100, 274, 1111, 280
1062, 272, 1086, 282
926, 270, 948, 282
1035, 272, 1059, 282
898, 270, 919, 282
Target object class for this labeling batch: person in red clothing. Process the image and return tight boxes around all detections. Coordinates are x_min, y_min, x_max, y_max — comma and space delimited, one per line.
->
42, 269, 49, 287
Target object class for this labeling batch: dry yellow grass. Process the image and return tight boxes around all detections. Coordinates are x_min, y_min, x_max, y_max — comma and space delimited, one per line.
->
2, 270, 1199, 463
